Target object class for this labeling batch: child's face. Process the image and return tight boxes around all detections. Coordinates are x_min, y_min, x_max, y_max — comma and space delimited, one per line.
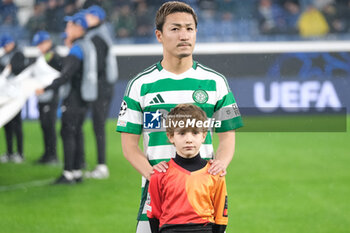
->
168, 129, 207, 158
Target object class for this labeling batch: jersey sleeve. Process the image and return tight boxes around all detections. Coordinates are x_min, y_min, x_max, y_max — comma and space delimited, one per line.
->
213, 176, 228, 226
116, 79, 143, 134
147, 172, 163, 220
213, 76, 243, 132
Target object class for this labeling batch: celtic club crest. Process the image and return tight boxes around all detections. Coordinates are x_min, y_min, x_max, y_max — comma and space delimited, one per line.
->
192, 89, 208, 104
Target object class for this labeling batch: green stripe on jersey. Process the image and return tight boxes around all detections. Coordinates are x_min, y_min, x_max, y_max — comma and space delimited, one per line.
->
214, 116, 244, 132
144, 103, 216, 118
149, 158, 171, 166
139, 214, 148, 221
215, 92, 236, 112
197, 63, 231, 92
140, 78, 216, 96
148, 131, 213, 147
124, 96, 142, 112
116, 122, 142, 134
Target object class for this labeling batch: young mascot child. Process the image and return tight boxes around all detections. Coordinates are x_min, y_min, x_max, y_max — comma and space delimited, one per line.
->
146, 104, 228, 233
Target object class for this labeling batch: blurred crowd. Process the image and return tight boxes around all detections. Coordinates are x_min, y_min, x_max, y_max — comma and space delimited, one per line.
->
2, 0, 350, 44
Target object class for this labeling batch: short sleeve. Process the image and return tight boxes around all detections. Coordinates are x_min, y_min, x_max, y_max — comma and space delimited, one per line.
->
213, 76, 243, 132
116, 74, 145, 134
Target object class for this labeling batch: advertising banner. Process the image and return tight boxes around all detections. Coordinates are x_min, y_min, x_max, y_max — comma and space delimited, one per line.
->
20, 51, 349, 131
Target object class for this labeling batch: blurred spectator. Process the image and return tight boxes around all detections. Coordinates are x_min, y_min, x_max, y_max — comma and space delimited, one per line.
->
64, 0, 78, 17
257, 0, 286, 35
45, 0, 65, 33
134, 1, 154, 40
216, 0, 236, 39
297, 6, 330, 37
26, 2, 47, 38
321, 2, 346, 33
113, 4, 136, 38
0, 0, 18, 26
339, 0, 350, 32
313, 0, 335, 9
217, 11, 236, 40
7, 0, 350, 44
83, 0, 101, 8
199, 7, 218, 40
217, 0, 236, 15
283, 0, 301, 34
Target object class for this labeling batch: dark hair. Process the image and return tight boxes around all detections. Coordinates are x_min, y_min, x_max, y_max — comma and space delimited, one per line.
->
155, 1, 198, 32
166, 104, 208, 136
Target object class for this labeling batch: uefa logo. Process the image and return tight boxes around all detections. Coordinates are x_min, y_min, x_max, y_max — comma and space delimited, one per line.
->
143, 110, 162, 129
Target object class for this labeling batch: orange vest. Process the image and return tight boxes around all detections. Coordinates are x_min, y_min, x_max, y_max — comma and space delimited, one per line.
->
147, 159, 228, 228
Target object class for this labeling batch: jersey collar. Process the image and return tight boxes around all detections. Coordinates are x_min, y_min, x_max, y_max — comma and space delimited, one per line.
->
156, 60, 198, 71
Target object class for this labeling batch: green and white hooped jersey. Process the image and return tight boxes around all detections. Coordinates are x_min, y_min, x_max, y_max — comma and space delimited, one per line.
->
116, 61, 243, 222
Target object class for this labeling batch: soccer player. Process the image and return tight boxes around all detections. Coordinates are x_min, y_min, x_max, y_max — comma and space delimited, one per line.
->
32, 30, 63, 164
0, 35, 27, 163
116, 2, 243, 232
147, 104, 228, 233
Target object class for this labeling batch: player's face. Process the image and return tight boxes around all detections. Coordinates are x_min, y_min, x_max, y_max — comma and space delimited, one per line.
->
156, 12, 197, 59
168, 130, 206, 158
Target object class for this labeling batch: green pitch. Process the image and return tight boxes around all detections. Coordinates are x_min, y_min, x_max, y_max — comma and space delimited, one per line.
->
0, 117, 349, 233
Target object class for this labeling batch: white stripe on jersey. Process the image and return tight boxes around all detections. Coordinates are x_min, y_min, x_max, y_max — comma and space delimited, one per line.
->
123, 108, 143, 125
142, 90, 217, 108
128, 65, 229, 102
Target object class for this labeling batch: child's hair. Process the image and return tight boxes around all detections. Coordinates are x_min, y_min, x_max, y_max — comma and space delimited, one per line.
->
166, 104, 208, 136
155, 1, 198, 32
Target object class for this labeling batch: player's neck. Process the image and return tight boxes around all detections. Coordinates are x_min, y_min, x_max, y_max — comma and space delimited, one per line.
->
161, 55, 193, 75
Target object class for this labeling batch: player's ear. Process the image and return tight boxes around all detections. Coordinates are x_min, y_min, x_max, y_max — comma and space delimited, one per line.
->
167, 132, 174, 144
155, 29, 162, 43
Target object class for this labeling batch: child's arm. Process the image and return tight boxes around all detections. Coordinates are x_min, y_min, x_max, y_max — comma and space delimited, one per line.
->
146, 172, 163, 233
213, 176, 228, 233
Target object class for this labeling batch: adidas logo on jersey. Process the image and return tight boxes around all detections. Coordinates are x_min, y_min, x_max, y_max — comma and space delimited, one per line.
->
149, 94, 165, 104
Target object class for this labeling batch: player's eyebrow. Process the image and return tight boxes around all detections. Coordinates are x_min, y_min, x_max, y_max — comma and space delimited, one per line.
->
171, 23, 194, 27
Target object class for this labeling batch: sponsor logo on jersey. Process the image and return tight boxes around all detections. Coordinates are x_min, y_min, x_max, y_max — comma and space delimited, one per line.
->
231, 103, 241, 117
117, 120, 127, 127
149, 94, 165, 105
144, 110, 162, 129
192, 89, 208, 104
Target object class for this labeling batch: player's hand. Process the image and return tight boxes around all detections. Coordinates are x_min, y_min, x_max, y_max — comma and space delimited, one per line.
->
153, 161, 168, 173
208, 159, 227, 176
35, 88, 44, 95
